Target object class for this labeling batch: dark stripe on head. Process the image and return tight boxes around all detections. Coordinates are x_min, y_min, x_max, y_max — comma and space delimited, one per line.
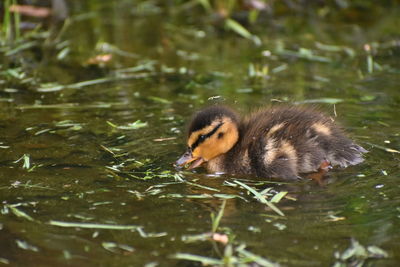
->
188, 106, 238, 136
191, 122, 223, 150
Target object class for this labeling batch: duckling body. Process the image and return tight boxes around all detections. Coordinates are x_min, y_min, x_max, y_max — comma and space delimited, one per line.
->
176, 105, 366, 180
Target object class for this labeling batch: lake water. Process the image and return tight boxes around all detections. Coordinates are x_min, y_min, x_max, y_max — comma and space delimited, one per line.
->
1, 1, 399, 266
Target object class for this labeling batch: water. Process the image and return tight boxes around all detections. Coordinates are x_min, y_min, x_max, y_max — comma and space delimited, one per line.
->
1, 1, 399, 266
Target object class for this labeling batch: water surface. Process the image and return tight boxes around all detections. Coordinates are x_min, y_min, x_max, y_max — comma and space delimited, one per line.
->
1, 1, 399, 266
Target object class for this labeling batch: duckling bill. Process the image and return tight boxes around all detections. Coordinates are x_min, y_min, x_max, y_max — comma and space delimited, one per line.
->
176, 105, 367, 180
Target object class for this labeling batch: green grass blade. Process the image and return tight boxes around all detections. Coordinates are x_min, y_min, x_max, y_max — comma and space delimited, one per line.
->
225, 18, 252, 39
211, 200, 226, 232
271, 191, 288, 203
234, 181, 284, 216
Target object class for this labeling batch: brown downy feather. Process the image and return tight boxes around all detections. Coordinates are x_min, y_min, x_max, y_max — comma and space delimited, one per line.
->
176, 105, 367, 180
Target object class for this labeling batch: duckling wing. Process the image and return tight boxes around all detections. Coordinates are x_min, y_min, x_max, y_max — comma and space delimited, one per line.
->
239, 107, 366, 179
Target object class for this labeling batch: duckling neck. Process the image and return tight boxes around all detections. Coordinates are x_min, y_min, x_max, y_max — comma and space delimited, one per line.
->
205, 134, 244, 174
206, 154, 226, 173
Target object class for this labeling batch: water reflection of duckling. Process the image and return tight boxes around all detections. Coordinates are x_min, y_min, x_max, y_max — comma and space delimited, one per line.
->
176, 105, 367, 181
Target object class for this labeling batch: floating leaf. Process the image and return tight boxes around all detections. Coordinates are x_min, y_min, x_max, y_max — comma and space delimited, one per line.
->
236, 247, 278, 267
367, 246, 388, 258
107, 120, 148, 130
102, 242, 134, 253
225, 18, 252, 39
63, 250, 72, 260
148, 96, 172, 104
13, 154, 30, 169
276, 48, 332, 63
185, 181, 220, 192
136, 227, 167, 238
234, 180, 284, 216
295, 98, 344, 104
49, 220, 140, 230
17, 103, 113, 109
36, 73, 153, 92
7, 205, 35, 222
16, 240, 39, 252
315, 42, 355, 57
334, 238, 388, 266
213, 193, 247, 201
360, 95, 376, 101
270, 191, 287, 203
273, 223, 287, 231
365, 142, 400, 154
181, 233, 211, 243
0, 258, 10, 264
173, 253, 223, 265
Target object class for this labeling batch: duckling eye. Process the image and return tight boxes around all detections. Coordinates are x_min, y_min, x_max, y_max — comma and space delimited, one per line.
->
199, 135, 206, 141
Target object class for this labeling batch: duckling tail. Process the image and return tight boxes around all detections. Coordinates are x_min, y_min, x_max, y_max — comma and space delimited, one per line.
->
331, 144, 368, 168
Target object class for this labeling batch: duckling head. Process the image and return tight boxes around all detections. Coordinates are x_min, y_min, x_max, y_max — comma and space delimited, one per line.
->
176, 106, 239, 169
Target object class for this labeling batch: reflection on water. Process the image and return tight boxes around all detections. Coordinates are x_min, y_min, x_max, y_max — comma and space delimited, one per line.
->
0, 1, 399, 266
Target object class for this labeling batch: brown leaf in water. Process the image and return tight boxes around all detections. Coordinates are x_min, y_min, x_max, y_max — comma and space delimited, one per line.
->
211, 233, 228, 245
86, 54, 113, 65
10, 5, 51, 18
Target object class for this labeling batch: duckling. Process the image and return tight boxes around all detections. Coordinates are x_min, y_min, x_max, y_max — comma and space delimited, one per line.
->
176, 105, 367, 180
